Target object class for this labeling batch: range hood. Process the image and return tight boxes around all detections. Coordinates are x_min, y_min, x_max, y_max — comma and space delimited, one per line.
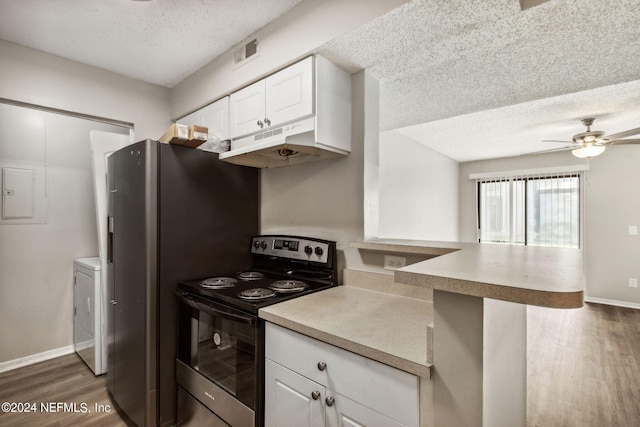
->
218, 117, 349, 168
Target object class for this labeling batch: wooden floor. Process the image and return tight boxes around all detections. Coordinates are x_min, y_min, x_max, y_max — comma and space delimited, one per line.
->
527, 302, 640, 426
0, 353, 130, 426
0, 302, 638, 426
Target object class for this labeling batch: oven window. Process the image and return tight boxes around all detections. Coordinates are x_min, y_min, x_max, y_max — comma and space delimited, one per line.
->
179, 303, 256, 409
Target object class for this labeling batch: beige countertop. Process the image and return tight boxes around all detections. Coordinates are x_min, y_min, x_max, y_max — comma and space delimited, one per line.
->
380, 240, 585, 308
350, 238, 467, 256
259, 285, 433, 378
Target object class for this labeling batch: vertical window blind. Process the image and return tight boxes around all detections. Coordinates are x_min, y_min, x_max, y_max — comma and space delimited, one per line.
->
476, 172, 581, 248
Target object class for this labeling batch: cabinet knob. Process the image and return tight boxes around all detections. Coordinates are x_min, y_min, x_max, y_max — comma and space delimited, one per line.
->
264, 117, 271, 126
317, 361, 327, 371
257, 120, 264, 128
311, 391, 321, 401
325, 396, 335, 407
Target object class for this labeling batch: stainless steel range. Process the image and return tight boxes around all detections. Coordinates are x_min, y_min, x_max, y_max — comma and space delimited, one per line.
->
175, 235, 337, 427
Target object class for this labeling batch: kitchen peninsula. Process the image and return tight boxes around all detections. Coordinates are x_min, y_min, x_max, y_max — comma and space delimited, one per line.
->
355, 239, 583, 427
261, 239, 583, 427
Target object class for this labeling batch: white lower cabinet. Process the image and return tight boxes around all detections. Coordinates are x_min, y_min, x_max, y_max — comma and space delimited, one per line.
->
265, 359, 325, 427
265, 323, 419, 427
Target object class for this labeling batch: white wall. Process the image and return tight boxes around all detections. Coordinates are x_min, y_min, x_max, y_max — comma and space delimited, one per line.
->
260, 71, 371, 278
0, 104, 130, 363
0, 40, 170, 140
0, 40, 172, 364
459, 149, 640, 307
379, 130, 459, 241
582, 146, 640, 306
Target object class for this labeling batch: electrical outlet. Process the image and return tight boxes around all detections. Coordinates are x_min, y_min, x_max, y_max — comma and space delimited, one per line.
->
384, 255, 406, 270
629, 278, 638, 288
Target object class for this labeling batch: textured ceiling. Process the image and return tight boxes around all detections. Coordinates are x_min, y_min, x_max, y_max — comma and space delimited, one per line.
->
320, 0, 640, 161
2, 0, 639, 161
0, 0, 303, 87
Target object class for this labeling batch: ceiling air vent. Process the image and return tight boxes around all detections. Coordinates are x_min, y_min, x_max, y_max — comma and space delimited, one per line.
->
234, 39, 258, 65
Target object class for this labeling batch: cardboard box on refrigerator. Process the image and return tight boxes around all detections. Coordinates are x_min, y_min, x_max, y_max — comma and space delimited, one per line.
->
158, 124, 208, 148
183, 125, 208, 148
159, 123, 190, 145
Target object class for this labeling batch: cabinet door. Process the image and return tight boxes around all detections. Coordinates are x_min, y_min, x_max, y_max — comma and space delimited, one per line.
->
199, 97, 229, 142
229, 80, 265, 138
265, 56, 313, 127
265, 359, 324, 427
177, 110, 198, 127
180, 98, 230, 141
325, 390, 405, 427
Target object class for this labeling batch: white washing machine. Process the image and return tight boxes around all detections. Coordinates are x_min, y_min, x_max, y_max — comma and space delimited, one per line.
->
73, 257, 105, 375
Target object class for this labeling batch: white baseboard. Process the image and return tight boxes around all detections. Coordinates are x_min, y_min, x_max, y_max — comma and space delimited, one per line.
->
585, 296, 640, 310
0, 345, 75, 374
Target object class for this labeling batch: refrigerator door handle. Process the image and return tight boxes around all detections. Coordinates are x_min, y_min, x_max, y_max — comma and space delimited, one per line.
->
107, 216, 114, 264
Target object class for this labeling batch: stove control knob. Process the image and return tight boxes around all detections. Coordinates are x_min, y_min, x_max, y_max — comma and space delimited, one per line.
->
304, 245, 313, 256
314, 246, 323, 257
253, 240, 260, 249
260, 241, 268, 250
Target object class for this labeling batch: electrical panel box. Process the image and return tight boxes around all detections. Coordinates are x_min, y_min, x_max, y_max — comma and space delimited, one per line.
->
2, 167, 34, 219
0, 163, 47, 224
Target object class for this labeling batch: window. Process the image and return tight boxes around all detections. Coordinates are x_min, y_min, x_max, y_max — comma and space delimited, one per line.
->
477, 174, 580, 248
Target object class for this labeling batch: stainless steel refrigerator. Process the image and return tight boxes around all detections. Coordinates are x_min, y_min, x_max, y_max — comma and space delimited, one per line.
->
106, 140, 259, 427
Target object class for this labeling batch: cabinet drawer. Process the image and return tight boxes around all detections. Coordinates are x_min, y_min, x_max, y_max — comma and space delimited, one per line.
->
265, 323, 419, 427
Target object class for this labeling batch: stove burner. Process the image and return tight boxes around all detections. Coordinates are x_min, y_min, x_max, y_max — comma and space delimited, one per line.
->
269, 280, 309, 293
237, 288, 277, 301
237, 271, 265, 281
200, 277, 237, 289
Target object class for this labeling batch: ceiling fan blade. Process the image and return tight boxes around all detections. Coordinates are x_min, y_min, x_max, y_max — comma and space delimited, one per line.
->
542, 139, 573, 143
604, 127, 640, 140
521, 146, 575, 156
610, 138, 640, 145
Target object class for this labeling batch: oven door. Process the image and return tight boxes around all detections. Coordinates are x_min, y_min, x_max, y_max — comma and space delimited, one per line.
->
176, 291, 257, 427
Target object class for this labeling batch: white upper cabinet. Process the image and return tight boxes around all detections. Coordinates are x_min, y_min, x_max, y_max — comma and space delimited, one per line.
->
178, 96, 230, 143
229, 80, 266, 138
265, 57, 313, 128
230, 57, 313, 139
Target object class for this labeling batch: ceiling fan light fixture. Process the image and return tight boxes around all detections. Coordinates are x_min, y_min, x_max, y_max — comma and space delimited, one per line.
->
572, 144, 606, 158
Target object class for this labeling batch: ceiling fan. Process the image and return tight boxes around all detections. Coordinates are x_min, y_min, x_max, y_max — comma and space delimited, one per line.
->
541, 118, 640, 158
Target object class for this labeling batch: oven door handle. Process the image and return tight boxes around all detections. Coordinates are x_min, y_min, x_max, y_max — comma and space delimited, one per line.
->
177, 292, 256, 326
